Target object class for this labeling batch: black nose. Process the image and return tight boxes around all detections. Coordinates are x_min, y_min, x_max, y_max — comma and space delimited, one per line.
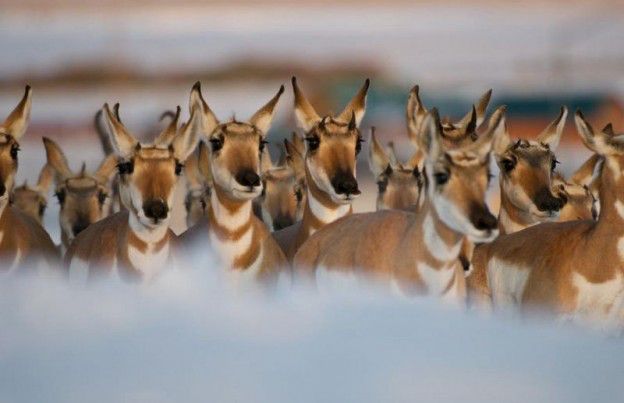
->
535, 187, 566, 212
470, 206, 498, 231
0, 182, 5, 197
143, 199, 169, 221
72, 221, 90, 237
331, 171, 360, 196
272, 214, 294, 231
235, 169, 261, 188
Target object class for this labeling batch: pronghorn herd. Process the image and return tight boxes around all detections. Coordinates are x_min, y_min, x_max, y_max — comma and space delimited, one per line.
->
0, 79, 621, 331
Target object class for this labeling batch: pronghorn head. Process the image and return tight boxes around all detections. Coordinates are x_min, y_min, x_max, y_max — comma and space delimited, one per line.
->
419, 107, 504, 242
43, 137, 117, 242
256, 139, 306, 230
0, 86, 32, 209
368, 127, 423, 211
552, 173, 597, 221
10, 163, 53, 224
292, 77, 369, 204
407, 85, 492, 149
494, 107, 568, 219
190, 82, 284, 202
574, 112, 624, 201
103, 103, 200, 229
184, 141, 212, 228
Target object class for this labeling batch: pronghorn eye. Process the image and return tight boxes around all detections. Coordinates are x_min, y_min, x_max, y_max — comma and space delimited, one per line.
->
117, 161, 134, 175
551, 157, 560, 172
501, 158, 516, 173
305, 135, 320, 151
355, 137, 364, 155
295, 187, 303, 202
259, 140, 269, 153
10, 144, 19, 160
38, 203, 46, 217
55, 190, 66, 205
97, 191, 108, 205
434, 172, 449, 185
175, 161, 184, 176
210, 137, 224, 152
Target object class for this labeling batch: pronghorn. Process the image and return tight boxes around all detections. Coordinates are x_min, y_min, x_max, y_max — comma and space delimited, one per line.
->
179, 82, 288, 288
0, 86, 58, 272
468, 112, 624, 330
42, 137, 117, 249
406, 85, 492, 149
11, 163, 54, 224
293, 108, 504, 302
552, 154, 601, 222
254, 141, 306, 231
183, 141, 212, 229
65, 104, 200, 283
368, 127, 423, 211
272, 77, 370, 262
492, 107, 568, 235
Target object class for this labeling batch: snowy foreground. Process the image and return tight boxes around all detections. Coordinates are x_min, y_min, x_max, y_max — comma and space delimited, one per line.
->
1, 258, 623, 403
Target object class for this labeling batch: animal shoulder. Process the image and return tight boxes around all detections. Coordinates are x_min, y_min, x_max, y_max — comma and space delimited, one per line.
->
65, 211, 128, 263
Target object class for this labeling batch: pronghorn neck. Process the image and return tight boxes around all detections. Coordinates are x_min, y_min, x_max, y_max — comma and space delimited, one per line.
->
127, 212, 170, 247
207, 186, 260, 270
302, 174, 351, 235
412, 199, 464, 266
498, 191, 539, 235
595, 157, 624, 232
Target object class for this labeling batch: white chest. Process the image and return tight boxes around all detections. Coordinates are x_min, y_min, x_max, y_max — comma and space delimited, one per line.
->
127, 242, 171, 283
209, 227, 254, 269
417, 262, 456, 295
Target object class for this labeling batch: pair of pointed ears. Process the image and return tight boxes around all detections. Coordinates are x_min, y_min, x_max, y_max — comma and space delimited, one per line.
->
184, 141, 213, 190
420, 105, 507, 161
292, 77, 370, 132
189, 81, 284, 138
575, 110, 624, 156
0, 86, 32, 141
406, 86, 492, 146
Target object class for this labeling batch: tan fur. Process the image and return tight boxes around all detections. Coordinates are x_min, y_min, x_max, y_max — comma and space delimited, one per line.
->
184, 142, 212, 229
0, 86, 59, 271
10, 163, 53, 224
467, 113, 624, 328
294, 108, 504, 301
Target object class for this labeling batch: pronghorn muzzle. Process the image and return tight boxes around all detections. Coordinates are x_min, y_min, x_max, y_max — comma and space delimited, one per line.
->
469, 205, 498, 232
143, 199, 169, 222
331, 170, 360, 197
235, 169, 261, 190
535, 187, 566, 214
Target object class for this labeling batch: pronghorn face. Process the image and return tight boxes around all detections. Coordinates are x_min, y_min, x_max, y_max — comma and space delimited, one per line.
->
553, 177, 597, 221
495, 107, 568, 220
260, 166, 305, 230
43, 137, 117, 241
190, 81, 284, 203
0, 86, 32, 208
368, 128, 422, 211
103, 104, 200, 229
292, 77, 370, 204
185, 187, 210, 227
420, 108, 503, 242
11, 163, 53, 223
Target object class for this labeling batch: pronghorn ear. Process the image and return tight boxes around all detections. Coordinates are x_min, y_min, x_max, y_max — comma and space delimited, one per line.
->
406, 85, 428, 147
465, 105, 506, 158
284, 138, 305, 181
602, 123, 615, 137
196, 141, 213, 185
155, 106, 181, 146
574, 110, 603, 155
94, 154, 119, 185
0, 85, 32, 140
368, 127, 391, 177
487, 106, 510, 155
420, 108, 444, 160
42, 137, 72, 182
457, 89, 492, 129
171, 105, 202, 162
459, 106, 478, 137
260, 146, 274, 173
405, 149, 425, 172
292, 77, 321, 132
184, 148, 203, 190
290, 132, 305, 156
386, 141, 399, 167
337, 78, 370, 127
189, 81, 220, 139
537, 106, 568, 150
102, 103, 138, 158
570, 154, 602, 186
35, 163, 54, 195
94, 109, 115, 156
249, 85, 285, 135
